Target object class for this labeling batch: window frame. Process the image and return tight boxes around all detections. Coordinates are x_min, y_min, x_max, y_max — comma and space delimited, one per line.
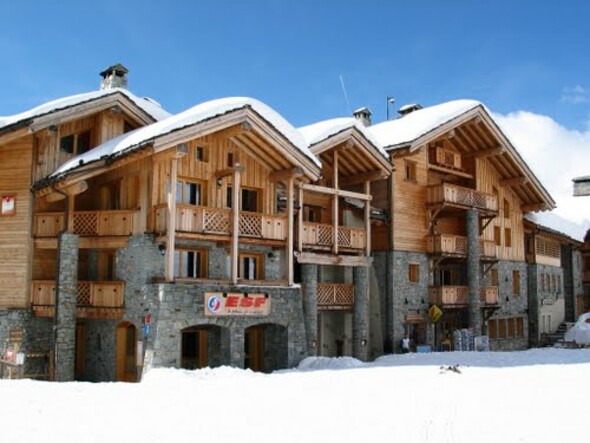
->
174, 248, 208, 279
408, 263, 419, 283
239, 252, 263, 281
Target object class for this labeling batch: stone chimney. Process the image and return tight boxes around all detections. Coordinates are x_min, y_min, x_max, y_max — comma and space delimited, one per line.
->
398, 103, 423, 117
99, 63, 129, 90
353, 107, 372, 127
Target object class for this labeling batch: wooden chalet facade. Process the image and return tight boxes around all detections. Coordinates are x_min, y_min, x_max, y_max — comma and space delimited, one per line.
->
0, 66, 582, 381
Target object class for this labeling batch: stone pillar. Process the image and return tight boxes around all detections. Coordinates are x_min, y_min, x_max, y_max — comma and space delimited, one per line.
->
466, 208, 482, 335
229, 326, 245, 368
301, 264, 318, 356
353, 266, 369, 361
55, 232, 79, 381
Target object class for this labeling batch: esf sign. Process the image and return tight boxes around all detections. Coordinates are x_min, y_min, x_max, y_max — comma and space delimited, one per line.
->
205, 292, 271, 317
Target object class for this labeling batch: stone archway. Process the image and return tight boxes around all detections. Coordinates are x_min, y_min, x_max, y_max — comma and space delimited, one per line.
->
180, 324, 229, 369
244, 323, 288, 373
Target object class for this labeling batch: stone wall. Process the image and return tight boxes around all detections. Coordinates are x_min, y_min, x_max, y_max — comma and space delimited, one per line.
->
562, 246, 583, 322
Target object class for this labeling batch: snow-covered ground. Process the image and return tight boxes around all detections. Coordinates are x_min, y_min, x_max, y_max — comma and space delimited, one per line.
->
1, 348, 589, 442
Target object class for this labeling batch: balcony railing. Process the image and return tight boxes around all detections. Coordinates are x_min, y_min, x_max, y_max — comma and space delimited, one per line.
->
34, 210, 138, 237
427, 183, 498, 212
31, 280, 125, 318
427, 235, 497, 260
154, 204, 287, 241
300, 222, 366, 251
429, 286, 469, 306
317, 283, 354, 309
429, 146, 462, 170
480, 286, 499, 305
429, 286, 499, 307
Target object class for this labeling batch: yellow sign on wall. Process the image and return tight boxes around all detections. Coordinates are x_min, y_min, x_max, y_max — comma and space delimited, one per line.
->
428, 305, 443, 323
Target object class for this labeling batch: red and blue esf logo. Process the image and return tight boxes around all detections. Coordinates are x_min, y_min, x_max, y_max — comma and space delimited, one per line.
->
207, 295, 223, 314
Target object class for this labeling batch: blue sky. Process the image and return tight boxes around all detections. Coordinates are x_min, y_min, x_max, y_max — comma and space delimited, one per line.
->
2, 0, 590, 130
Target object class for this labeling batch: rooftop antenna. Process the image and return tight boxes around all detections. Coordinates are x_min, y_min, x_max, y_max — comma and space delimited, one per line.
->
386, 96, 396, 120
339, 75, 352, 115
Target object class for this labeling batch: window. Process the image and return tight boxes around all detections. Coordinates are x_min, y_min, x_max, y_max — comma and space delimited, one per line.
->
60, 130, 91, 155
488, 319, 497, 339
490, 268, 499, 287
226, 187, 261, 212
227, 152, 234, 167
177, 179, 206, 206
408, 263, 419, 283
504, 199, 510, 219
404, 160, 417, 182
195, 146, 208, 162
540, 272, 546, 291
557, 275, 561, 293
516, 317, 524, 337
494, 226, 502, 246
174, 249, 208, 278
498, 318, 507, 339
123, 121, 136, 133
507, 318, 515, 338
512, 270, 520, 296
303, 205, 322, 223
239, 253, 263, 280
505, 228, 512, 248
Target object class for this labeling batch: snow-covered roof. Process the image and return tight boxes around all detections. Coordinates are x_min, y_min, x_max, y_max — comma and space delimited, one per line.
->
0, 88, 170, 132
368, 99, 481, 150
525, 212, 588, 243
298, 117, 388, 159
51, 97, 321, 178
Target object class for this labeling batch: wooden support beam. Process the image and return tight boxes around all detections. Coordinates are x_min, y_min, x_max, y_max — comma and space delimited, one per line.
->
294, 252, 372, 267
298, 186, 303, 253
269, 167, 303, 183
339, 170, 386, 187
215, 165, 246, 179
427, 164, 474, 179
228, 136, 276, 171
521, 203, 547, 212
165, 156, 179, 282
480, 217, 494, 234
333, 151, 339, 255
287, 176, 295, 286
298, 183, 372, 201
499, 176, 528, 187
45, 180, 89, 202
463, 146, 505, 158
66, 196, 75, 233
364, 180, 371, 257
230, 163, 242, 285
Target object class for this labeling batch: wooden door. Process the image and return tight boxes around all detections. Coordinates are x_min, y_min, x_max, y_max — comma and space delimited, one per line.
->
116, 322, 137, 382
244, 326, 264, 372
75, 323, 86, 380
181, 327, 209, 369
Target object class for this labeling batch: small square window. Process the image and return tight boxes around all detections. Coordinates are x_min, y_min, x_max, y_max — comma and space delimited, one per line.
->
404, 160, 417, 182
60, 134, 75, 154
494, 226, 502, 246
505, 228, 512, 247
512, 270, 520, 296
227, 152, 234, 167
195, 146, 208, 162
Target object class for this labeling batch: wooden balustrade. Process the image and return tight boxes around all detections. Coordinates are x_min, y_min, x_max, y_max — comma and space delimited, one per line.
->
429, 286, 469, 306
154, 204, 287, 241
301, 222, 366, 251
31, 280, 125, 318
427, 183, 498, 212
34, 210, 138, 237
428, 235, 497, 260
317, 283, 354, 309
479, 286, 499, 305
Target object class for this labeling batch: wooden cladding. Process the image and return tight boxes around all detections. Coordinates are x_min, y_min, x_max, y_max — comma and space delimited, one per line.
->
31, 280, 125, 318
429, 285, 498, 306
317, 283, 354, 310
427, 234, 496, 259
154, 204, 287, 241
34, 210, 139, 237
427, 183, 498, 212
429, 146, 462, 170
536, 238, 560, 258
300, 222, 366, 251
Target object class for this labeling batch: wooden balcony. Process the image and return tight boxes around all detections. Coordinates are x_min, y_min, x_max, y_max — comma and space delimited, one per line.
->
429, 146, 462, 170
300, 222, 366, 251
480, 286, 499, 305
429, 286, 469, 307
154, 204, 287, 241
31, 280, 125, 319
427, 183, 498, 212
34, 210, 138, 237
317, 283, 354, 310
427, 235, 497, 260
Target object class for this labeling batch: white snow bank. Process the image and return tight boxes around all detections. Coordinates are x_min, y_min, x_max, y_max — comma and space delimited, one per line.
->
296, 356, 365, 371
564, 312, 590, 344
368, 99, 481, 150
52, 96, 321, 178
0, 88, 170, 130
298, 117, 388, 159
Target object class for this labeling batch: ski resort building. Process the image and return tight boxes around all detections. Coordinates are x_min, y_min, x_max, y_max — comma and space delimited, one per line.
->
0, 65, 583, 381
